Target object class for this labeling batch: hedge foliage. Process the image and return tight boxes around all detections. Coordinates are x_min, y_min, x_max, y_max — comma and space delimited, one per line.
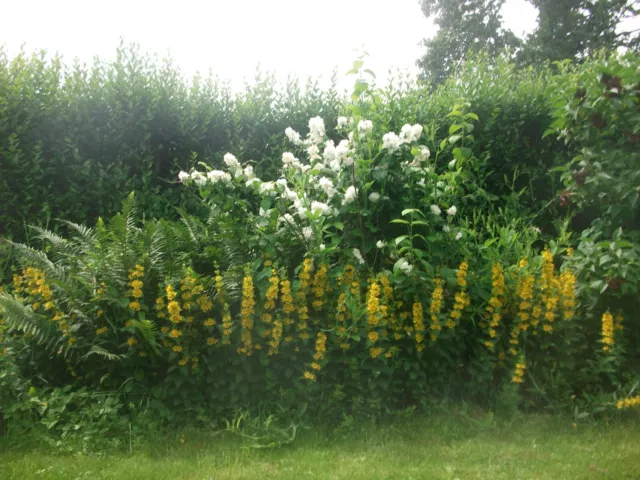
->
1, 47, 561, 242
1, 48, 639, 437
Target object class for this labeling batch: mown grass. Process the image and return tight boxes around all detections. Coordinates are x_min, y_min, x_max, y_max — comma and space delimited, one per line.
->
1, 413, 639, 479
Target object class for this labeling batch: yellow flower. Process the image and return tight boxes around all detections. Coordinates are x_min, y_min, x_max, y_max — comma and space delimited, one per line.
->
130, 280, 143, 289
204, 318, 216, 327
198, 295, 213, 313
368, 331, 379, 343
413, 301, 425, 347
369, 347, 384, 359
313, 332, 328, 361
161, 326, 169, 333
131, 288, 143, 299
169, 329, 182, 339
265, 272, 280, 311
303, 371, 316, 381
173, 345, 183, 352
616, 395, 640, 409
311, 362, 321, 371
128, 301, 141, 311
166, 285, 177, 301
601, 312, 614, 352
311, 264, 329, 311
96, 327, 108, 335
32, 302, 41, 310
367, 280, 381, 327
207, 337, 217, 345
178, 357, 189, 367
127, 337, 137, 347
238, 275, 255, 355
429, 277, 444, 339
67, 337, 77, 345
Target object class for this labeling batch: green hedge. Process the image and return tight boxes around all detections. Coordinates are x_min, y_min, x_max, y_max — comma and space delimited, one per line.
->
1, 47, 565, 242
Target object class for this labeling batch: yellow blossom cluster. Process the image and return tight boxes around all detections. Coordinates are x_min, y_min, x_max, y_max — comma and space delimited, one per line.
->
296, 258, 313, 340
558, 270, 577, 320
311, 263, 329, 311
304, 331, 327, 380
127, 265, 144, 311
268, 318, 283, 355
512, 358, 526, 383
238, 275, 255, 355
540, 249, 559, 333
616, 395, 640, 409
515, 272, 535, 331
429, 277, 444, 341
601, 311, 614, 353
484, 263, 506, 350
221, 303, 233, 344
447, 261, 470, 329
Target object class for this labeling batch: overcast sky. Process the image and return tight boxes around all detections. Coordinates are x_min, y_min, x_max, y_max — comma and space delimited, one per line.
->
2, 0, 538, 88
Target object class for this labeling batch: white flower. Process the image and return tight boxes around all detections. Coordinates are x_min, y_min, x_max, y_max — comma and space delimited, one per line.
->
368, 192, 381, 203
443, 225, 450, 233
276, 178, 288, 188
246, 178, 261, 188
353, 248, 365, 265
190, 171, 207, 187
337, 116, 348, 128
207, 170, 232, 184
319, 243, 326, 250
322, 140, 336, 164
358, 119, 373, 138
336, 139, 351, 164
285, 127, 303, 146
318, 177, 336, 198
259, 207, 271, 218
417, 178, 425, 187
397, 258, 413, 274
447, 206, 457, 216
223, 153, 240, 170
430, 205, 441, 216
376, 240, 385, 249
278, 213, 294, 226
302, 226, 313, 240
307, 144, 321, 161
329, 159, 341, 172
243, 165, 255, 179
455, 232, 463, 240
178, 171, 190, 183
259, 182, 276, 195
409, 146, 431, 166
343, 185, 358, 205
382, 132, 401, 152
310, 201, 331, 216
282, 188, 298, 202
308, 116, 325, 144
282, 152, 300, 169
399, 124, 424, 144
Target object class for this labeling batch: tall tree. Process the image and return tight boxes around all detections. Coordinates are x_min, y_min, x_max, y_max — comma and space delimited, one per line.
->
417, 0, 521, 85
520, 0, 640, 65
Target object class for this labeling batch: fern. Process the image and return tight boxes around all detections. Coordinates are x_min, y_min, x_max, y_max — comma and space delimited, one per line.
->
83, 345, 125, 362
0, 293, 60, 347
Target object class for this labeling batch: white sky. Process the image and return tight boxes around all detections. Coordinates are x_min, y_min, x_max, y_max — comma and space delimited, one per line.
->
2, 0, 538, 89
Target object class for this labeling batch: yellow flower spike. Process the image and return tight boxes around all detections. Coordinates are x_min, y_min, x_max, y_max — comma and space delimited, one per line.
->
429, 277, 445, 340
601, 312, 614, 352
238, 274, 255, 356
412, 301, 425, 349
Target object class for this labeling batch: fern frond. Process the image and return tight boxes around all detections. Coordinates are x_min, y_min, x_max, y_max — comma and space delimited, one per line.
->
83, 345, 126, 362
0, 293, 60, 346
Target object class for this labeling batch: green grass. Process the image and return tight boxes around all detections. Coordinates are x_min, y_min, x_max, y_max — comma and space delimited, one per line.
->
1, 413, 639, 479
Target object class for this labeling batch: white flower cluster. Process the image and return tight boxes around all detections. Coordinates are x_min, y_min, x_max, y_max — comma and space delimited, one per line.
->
430, 204, 457, 217
382, 123, 424, 152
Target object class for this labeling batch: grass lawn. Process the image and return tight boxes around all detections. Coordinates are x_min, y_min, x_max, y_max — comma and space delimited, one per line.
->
1, 413, 639, 479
